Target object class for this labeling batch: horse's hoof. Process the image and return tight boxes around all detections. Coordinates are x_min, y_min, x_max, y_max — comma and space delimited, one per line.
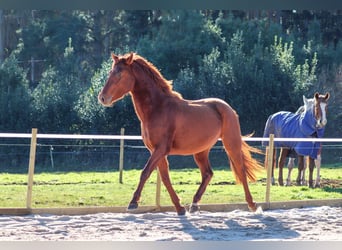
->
278, 178, 284, 186
177, 207, 187, 216
127, 202, 139, 211
189, 203, 200, 213
248, 202, 257, 212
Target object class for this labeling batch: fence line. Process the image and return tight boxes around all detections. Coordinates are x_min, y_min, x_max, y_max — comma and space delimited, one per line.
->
1, 132, 342, 142
0, 129, 342, 215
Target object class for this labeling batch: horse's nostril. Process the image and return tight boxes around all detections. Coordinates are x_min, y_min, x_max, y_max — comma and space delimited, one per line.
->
98, 93, 105, 103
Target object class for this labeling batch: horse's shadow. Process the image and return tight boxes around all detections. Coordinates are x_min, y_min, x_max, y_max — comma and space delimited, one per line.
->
174, 210, 300, 241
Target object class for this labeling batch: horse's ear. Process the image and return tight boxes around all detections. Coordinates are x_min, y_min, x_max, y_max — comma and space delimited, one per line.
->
303, 95, 308, 104
126, 52, 134, 65
324, 92, 330, 100
314, 92, 319, 99
111, 53, 119, 64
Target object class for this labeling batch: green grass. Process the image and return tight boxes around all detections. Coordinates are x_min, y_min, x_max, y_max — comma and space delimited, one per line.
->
0, 166, 341, 208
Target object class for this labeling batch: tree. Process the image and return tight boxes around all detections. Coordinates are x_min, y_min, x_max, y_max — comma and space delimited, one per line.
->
0, 10, 4, 63
137, 10, 225, 79
0, 50, 31, 132
30, 38, 84, 133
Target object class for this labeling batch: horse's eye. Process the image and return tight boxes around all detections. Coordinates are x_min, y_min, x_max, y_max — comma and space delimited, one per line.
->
113, 65, 122, 74
109, 66, 120, 76
108, 66, 122, 81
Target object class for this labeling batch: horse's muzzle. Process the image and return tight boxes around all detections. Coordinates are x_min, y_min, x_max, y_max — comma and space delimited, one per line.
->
317, 119, 327, 128
98, 93, 114, 107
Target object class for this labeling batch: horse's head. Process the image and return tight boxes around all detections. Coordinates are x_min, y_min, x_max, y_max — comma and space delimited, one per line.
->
303, 92, 330, 129
98, 53, 136, 107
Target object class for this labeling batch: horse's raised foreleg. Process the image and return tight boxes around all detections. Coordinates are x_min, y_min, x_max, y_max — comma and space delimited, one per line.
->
158, 157, 186, 215
308, 157, 315, 188
127, 150, 163, 211
189, 149, 213, 213
315, 154, 321, 187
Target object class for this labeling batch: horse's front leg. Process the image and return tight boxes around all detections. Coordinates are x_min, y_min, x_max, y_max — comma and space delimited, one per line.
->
286, 157, 295, 186
308, 157, 315, 188
296, 156, 304, 186
314, 154, 321, 187
127, 150, 164, 211
302, 157, 308, 185
158, 157, 186, 215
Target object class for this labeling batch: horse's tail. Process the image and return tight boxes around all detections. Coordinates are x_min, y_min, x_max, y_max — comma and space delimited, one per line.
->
222, 132, 263, 184
218, 104, 264, 184
237, 134, 264, 183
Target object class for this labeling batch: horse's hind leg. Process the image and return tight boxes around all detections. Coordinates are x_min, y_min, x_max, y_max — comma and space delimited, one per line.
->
189, 149, 213, 213
278, 148, 288, 186
219, 106, 259, 211
222, 138, 256, 211
158, 157, 186, 215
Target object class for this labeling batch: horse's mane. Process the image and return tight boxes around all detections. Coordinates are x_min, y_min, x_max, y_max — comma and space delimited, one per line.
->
130, 54, 182, 98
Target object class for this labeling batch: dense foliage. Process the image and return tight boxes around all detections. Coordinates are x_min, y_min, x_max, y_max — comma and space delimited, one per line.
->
1, 10, 342, 170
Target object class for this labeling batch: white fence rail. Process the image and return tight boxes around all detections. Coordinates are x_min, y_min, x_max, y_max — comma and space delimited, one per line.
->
1, 132, 342, 142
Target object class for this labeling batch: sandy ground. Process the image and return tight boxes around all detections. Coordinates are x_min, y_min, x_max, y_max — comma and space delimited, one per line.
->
0, 206, 341, 241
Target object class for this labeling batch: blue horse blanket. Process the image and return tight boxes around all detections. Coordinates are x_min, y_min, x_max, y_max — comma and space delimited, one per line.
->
262, 107, 324, 159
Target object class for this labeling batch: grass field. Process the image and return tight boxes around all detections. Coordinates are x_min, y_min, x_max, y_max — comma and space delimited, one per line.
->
0, 166, 341, 208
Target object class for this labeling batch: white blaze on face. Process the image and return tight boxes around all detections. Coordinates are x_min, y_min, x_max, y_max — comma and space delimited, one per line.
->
319, 102, 327, 127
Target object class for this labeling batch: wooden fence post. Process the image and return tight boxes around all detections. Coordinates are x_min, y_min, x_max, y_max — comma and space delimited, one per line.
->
265, 134, 274, 208
119, 128, 125, 184
26, 128, 38, 210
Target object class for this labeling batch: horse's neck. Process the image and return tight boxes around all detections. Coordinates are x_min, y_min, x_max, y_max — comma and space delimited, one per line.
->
299, 104, 317, 136
130, 80, 168, 122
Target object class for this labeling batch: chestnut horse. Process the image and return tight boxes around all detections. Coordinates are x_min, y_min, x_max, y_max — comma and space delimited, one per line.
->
263, 93, 329, 188
98, 52, 263, 215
